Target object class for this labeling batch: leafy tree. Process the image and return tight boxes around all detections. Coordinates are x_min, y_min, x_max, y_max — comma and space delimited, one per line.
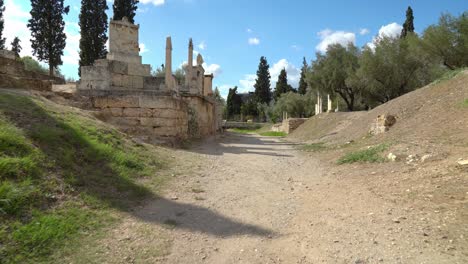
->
401, 6, 415, 38
152, 64, 165, 77
113, 0, 139, 23
213, 87, 225, 105
273, 92, 313, 118
226, 87, 242, 119
174, 68, 185, 85
20, 56, 48, 75
357, 35, 437, 106
0, 0, 5, 49
28, 0, 70, 76
79, 0, 108, 76
11, 37, 21, 57
274, 68, 293, 100
421, 12, 468, 70
240, 97, 258, 118
298, 57, 308, 94
307, 43, 360, 111
254, 56, 272, 104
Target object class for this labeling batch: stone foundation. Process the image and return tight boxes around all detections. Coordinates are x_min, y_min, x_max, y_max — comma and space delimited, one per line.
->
272, 118, 308, 134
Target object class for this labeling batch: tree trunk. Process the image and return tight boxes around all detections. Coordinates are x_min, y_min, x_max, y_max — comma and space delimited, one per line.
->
49, 64, 53, 77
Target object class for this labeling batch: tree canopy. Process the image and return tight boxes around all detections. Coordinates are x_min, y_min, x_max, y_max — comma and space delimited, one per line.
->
11, 37, 21, 57
79, 0, 108, 76
401, 6, 415, 38
28, 0, 70, 76
307, 43, 360, 111
298, 57, 308, 95
254, 56, 272, 104
0, 0, 5, 49
113, 0, 139, 23
274, 68, 294, 100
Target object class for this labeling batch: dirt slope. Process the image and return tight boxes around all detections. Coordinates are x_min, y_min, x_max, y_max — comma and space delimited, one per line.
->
289, 70, 468, 147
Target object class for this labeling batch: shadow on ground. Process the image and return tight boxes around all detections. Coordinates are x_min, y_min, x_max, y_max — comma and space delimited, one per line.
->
0, 92, 274, 238
189, 132, 299, 157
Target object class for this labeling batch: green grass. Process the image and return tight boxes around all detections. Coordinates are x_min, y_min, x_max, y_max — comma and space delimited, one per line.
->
0, 93, 169, 263
337, 143, 389, 164
299, 142, 327, 152
259, 131, 287, 137
430, 67, 467, 86
228, 128, 260, 134
461, 98, 468, 108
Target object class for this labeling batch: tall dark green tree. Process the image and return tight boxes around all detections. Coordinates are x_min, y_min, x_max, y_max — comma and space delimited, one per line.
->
298, 57, 308, 94
274, 68, 293, 100
79, 0, 108, 76
0, 0, 5, 49
11, 37, 21, 57
254, 56, 271, 104
226, 87, 241, 119
401, 6, 415, 38
113, 0, 139, 23
28, 0, 70, 76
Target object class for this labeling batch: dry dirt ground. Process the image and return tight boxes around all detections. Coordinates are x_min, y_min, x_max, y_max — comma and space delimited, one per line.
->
79, 132, 467, 264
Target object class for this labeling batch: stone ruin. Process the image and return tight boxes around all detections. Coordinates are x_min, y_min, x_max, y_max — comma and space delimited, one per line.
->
0, 50, 64, 90
369, 114, 397, 135
78, 17, 221, 144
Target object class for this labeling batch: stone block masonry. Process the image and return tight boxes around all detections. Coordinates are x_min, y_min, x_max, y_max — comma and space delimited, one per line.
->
78, 17, 220, 144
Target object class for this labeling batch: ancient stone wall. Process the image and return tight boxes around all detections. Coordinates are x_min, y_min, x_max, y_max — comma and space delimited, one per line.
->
182, 95, 216, 138
91, 91, 189, 143
272, 118, 308, 134
0, 53, 64, 90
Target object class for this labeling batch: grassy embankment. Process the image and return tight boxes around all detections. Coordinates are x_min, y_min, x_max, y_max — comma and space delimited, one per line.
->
0, 92, 171, 263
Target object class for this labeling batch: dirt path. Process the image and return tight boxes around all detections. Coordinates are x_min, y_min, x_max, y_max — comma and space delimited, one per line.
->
92, 133, 466, 264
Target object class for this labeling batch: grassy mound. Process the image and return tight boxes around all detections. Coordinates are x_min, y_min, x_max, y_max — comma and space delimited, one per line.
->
0, 92, 169, 263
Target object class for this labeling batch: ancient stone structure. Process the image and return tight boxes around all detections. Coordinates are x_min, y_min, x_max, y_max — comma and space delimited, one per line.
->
327, 94, 332, 113
78, 18, 218, 143
315, 92, 323, 115
273, 118, 308, 134
0, 50, 64, 90
369, 114, 397, 135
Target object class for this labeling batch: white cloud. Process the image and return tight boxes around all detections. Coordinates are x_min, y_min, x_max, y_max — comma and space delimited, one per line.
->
239, 74, 257, 93
367, 22, 403, 49
62, 22, 81, 66
316, 29, 356, 53
139, 43, 149, 54
270, 59, 300, 88
140, 0, 165, 6
359, 28, 370, 35
217, 84, 234, 98
377, 22, 403, 38
203, 63, 222, 77
3, 0, 33, 57
248, 37, 260, 45
246, 28, 253, 33
197, 41, 206, 50
238, 59, 300, 93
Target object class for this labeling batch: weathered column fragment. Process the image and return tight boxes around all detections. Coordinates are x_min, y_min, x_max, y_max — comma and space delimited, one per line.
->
165, 36, 174, 91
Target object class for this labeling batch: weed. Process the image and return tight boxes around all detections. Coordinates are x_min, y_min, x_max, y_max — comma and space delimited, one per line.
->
259, 131, 287, 137
338, 144, 389, 164
299, 142, 327, 152
191, 188, 205, 194
163, 219, 178, 228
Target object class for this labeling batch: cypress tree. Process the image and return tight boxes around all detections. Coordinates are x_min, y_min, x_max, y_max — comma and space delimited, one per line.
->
298, 57, 308, 95
0, 0, 5, 49
11, 37, 21, 57
254, 56, 271, 104
113, 0, 139, 23
401, 6, 415, 38
274, 68, 292, 100
79, 0, 108, 76
28, 0, 70, 76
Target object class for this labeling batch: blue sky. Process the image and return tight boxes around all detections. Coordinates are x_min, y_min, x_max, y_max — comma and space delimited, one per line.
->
5, 0, 468, 97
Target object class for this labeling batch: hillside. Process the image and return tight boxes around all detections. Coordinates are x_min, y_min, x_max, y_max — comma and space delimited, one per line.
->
289, 70, 468, 150
0, 89, 178, 263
